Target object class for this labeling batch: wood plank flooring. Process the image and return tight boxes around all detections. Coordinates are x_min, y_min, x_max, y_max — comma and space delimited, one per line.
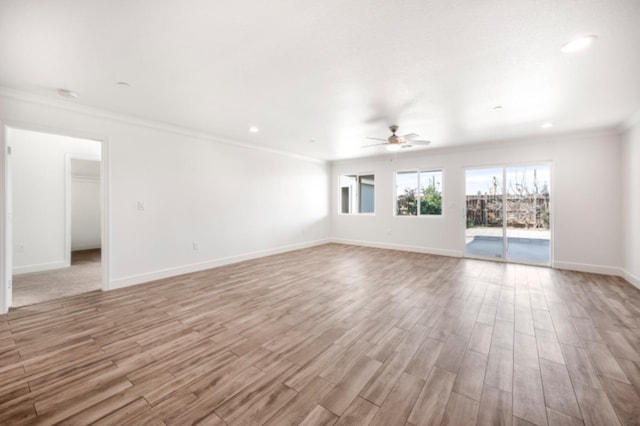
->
1, 243, 640, 425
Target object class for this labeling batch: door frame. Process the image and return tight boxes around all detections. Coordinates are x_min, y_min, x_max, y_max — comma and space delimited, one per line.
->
0, 122, 111, 314
65, 154, 102, 267
461, 161, 554, 267
1, 123, 10, 314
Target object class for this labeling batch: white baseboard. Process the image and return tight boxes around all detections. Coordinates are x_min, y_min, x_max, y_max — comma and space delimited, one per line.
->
109, 239, 331, 290
332, 241, 639, 288
623, 269, 640, 290
330, 238, 463, 258
106, 238, 640, 293
14, 260, 68, 275
552, 261, 623, 277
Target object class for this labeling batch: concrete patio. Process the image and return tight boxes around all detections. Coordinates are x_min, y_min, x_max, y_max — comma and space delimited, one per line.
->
465, 227, 550, 264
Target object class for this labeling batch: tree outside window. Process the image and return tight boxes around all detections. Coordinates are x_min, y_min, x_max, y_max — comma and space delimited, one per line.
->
396, 170, 443, 216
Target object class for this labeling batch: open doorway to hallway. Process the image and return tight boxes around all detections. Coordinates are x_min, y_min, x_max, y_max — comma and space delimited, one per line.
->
9, 128, 103, 307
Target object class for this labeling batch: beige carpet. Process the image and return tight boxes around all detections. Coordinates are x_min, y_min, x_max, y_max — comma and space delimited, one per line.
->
12, 249, 101, 307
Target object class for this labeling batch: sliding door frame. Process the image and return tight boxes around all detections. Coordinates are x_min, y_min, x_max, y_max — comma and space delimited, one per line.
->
462, 161, 554, 267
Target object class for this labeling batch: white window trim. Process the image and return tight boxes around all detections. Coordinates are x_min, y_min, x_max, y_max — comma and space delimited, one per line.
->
394, 168, 445, 218
338, 172, 376, 215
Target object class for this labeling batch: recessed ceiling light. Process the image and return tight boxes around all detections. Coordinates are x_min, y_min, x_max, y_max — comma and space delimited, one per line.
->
493, 105, 503, 111
309, 139, 316, 143
249, 126, 259, 133
57, 89, 78, 99
541, 122, 553, 129
117, 81, 130, 87
560, 35, 597, 53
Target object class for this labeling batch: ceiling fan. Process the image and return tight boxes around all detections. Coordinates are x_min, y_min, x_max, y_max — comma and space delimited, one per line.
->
362, 125, 431, 151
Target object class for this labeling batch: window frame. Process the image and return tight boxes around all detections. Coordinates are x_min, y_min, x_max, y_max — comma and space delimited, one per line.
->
394, 168, 445, 217
338, 172, 376, 215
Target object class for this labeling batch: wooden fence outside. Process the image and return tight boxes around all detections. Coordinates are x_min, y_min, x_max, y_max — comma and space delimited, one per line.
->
466, 193, 550, 229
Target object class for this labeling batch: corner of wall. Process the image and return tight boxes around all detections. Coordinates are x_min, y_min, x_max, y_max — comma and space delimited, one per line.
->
623, 269, 640, 291
620, 116, 640, 290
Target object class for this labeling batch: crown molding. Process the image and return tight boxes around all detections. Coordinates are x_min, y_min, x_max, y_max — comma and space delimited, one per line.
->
0, 87, 327, 165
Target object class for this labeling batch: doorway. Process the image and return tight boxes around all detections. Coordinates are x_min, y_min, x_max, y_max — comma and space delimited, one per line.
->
4, 127, 107, 308
464, 164, 551, 265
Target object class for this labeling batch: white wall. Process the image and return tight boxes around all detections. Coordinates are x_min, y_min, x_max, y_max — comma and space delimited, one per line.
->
0, 93, 330, 300
71, 166, 101, 251
11, 129, 101, 274
622, 120, 640, 287
331, 131, 623, 275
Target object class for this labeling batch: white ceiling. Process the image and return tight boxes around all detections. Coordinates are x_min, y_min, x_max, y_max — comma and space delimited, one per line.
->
1, 0, 639, 160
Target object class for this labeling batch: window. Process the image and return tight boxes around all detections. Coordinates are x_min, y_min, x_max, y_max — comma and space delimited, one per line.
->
340, 174, 375, 214
395, 170, 443, 216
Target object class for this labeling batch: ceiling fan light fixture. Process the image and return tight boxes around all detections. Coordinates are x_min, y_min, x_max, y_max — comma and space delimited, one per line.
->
362, 126, 430, 151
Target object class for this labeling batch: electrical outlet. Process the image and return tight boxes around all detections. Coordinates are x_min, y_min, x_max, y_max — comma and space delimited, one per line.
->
192, 241, 199, 250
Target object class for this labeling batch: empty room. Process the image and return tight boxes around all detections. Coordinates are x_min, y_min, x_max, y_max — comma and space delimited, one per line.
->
0, 1, 639, 425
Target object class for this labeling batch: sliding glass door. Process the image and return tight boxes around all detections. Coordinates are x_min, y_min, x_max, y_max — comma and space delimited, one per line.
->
505, 166, 551, 263
465, 168, 504, 259
465, 165, 551, 265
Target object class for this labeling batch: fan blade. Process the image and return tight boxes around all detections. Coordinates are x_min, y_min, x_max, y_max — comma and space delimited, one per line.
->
410, 140, 431, 145
402, 133, 419, 139
366, 137, 388, 142
361, 142, 388, 148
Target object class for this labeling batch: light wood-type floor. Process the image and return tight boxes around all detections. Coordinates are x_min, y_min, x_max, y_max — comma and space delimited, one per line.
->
1, 243, 640, 425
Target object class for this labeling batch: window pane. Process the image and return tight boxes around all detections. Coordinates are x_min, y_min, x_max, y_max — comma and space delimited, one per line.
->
340, 175, 356, 214
358, 174, 375, 213
340, 174, 375, 215
419, 171, 443, 215
396, 171, 418, 215
465, 168, 504, 259
505, 165, 551, 263
341, 187, 350, 213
